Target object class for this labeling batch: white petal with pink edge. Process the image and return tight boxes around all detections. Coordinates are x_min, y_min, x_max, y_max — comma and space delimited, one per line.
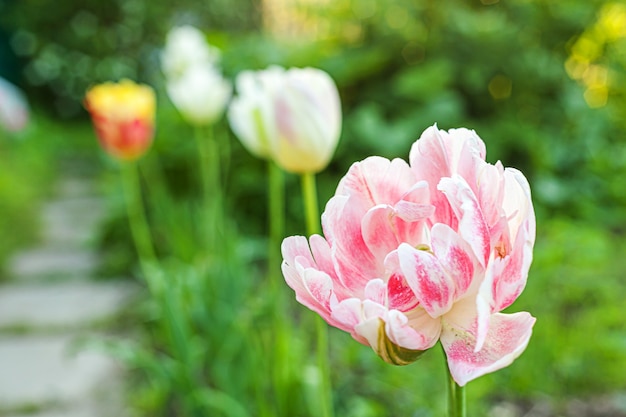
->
438, 176, 490, 267
430, 223, 478, 300
441, 311, 536, 386
398, 243, 456, 318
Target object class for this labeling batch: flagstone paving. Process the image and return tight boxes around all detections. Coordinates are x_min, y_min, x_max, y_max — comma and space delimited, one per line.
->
0, 175, 136, 417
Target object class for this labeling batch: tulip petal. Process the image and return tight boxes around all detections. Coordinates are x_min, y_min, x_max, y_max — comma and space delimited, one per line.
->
438, 176, 490, 268
398, 243, 455, 318
331, 298, 370, 342
281, 236, 336, 323
475, 162, 506, 232
409, 126, 458, 228
491, 218, 535, 311
386, 273, 419, 312
323, 156, 424, 293
441, 311, 536, 386
364, 279, 387, 305
308, 234, 334, 271
336, 299, 387, 347
502, 168, 535, 245
387, 307, 441, 351
323, 195, 380, 294
380, 311, 432, 364
430, 223, 477, 300
336, 157, 419, 208
361, 205, 404, 263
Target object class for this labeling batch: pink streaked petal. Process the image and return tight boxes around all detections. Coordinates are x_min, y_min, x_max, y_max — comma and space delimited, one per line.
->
323, 195, 381, 293
321, 194, 362, 247
364, 279, 387, 305
309, 234, 336, 277
502, 167, 536, 246
438, 128, 487, 198
491, 219, 534, 311
401, 307, 442, 347
475, 162, 505, 231
400, 180, 431, 204
444, 127, 487, 162
409, 126, 458, 228
430, 223, 477, 300
394, 200, 435, 223
386, 273, 419, 312
302, 268, 334, 312
337, 156, 418, 207
385, 309, 439, 351
331, 298, 369, 343
398, 243, 455, 318
441, 311, 536, 386
409, 125, 451, 178
309, 234, 350, 300
438, 176, 490, 268
281, 235, 315, 268
361, 205, 402, 262
281, 259, 334, 324
281, 237, 318, 305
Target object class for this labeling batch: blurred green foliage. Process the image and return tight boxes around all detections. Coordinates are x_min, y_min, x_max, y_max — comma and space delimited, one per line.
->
0, 0, 259, 117
2, 0, 626, 415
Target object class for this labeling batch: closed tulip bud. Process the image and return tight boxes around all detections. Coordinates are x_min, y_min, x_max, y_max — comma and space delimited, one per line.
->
85, 79, 155, 161
161, 25, 221, 79
166, 65, 232, 126
228, 66, 342, 174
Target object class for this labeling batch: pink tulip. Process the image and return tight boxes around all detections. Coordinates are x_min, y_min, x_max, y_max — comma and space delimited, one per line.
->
281, 125, 536, 386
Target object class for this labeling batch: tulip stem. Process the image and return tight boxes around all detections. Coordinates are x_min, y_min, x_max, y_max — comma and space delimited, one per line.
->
443, 345, 466, 417
301, 172, 334, 417
301, 172, 320, 236
120, 161, 157, 274
268, 160, 289, 415
195, 125, 223, 252
269, 161, 285, 283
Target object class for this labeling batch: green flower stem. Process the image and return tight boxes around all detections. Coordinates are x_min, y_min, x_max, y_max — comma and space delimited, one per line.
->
301, 172, 334, 417
195, 125, 223, 252
121, 162, 198, 414
120, 161, 157, 276
301, 172, 320, 237
269, 160, 285, 283
444, 345, 466, 417
268, 160, 288, 415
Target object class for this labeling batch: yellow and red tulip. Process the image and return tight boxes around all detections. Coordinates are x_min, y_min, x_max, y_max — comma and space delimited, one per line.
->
85, 79, 155, 161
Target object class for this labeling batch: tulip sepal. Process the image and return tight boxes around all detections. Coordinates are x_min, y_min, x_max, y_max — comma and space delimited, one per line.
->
376, 319, 427, 366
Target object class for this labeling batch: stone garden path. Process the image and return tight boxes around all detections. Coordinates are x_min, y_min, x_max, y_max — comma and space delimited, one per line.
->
0, 174, 137, 417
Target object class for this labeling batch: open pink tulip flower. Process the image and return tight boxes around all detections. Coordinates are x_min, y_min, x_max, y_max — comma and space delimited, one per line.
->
281, 125, 536, 386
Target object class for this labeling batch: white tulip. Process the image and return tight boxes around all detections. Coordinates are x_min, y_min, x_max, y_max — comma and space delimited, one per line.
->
161, 25, 221, 79
166, 65, 232, 126
228, 66, 342, 174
